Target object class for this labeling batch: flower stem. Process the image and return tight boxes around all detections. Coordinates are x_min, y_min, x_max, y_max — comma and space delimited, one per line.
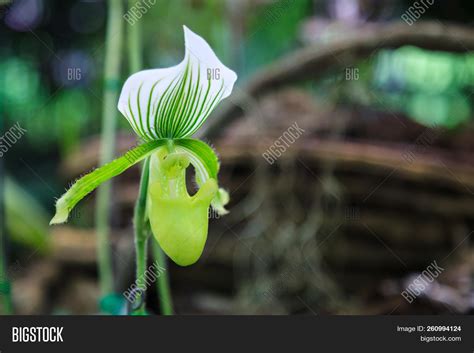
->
96, 0, 124, 305
127, 0, 147, 316
151, 241, 174, 315
126, 0, 174, 315
133, 157, 150, 315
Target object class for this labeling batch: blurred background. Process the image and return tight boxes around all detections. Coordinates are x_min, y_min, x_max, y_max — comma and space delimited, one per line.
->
0, 0, 473, 315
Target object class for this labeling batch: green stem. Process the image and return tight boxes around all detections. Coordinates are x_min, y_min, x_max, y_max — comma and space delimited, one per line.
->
152, 241, 174, 315
133, 158, 150, 315
127, 0, 147, 317
95, 0, 124, 303
126, 0, 174, 315
0, 116, 13, 314
127, 0, 143, 73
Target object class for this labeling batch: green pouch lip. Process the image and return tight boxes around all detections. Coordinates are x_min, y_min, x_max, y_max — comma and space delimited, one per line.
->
148, 198, 211, 266
148, 148, 218, 266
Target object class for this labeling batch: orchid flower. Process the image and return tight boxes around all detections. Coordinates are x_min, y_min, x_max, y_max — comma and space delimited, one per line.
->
50, 26, 237, 266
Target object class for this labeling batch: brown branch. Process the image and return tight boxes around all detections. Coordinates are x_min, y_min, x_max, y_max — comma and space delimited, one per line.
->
201, 21, 474, 139
217, 138, 474, 190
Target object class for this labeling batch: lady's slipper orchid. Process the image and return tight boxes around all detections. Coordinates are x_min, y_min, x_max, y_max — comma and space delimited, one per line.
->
50, 26, 237, 266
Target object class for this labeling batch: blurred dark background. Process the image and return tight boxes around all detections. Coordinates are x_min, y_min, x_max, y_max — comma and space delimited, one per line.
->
0, 0, 473, 314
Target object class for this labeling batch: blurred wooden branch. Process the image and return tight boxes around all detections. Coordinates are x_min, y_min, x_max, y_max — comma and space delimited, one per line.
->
219, 139, 474, 189
201, 21, 474, 139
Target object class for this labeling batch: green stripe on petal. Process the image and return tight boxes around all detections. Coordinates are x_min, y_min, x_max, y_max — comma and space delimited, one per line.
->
50, 139, 167, 225
117, 26, 237, 140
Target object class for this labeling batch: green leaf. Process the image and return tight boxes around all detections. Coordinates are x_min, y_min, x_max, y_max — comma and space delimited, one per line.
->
6, 177, 51, 253
50, 139, 166, 225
